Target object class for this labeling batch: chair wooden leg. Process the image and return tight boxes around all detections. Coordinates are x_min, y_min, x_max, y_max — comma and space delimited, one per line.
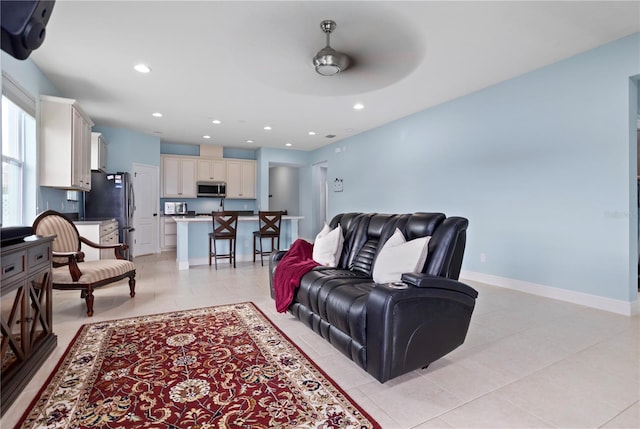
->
232, 238, 236, 268
260, 237, 264, 266
213, 238, 218, 270
209, 236, 212, 266
129, 275, 136, 297
253, 236, 257, 262
85, 287, 94, 317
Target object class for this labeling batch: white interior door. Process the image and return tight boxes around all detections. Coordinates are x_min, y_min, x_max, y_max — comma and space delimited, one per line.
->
132, 163, 159, 256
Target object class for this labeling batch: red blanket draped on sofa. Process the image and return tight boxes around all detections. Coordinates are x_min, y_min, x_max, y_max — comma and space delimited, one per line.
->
273, 239, 320, 313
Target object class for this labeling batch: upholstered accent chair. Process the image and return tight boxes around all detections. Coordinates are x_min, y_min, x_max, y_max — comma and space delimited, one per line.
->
32, 210, 136, 316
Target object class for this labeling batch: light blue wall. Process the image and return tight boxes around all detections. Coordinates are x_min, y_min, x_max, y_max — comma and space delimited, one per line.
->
307, 33, 640, 303
256, 147, 312, 237
94, 126, 161, 173
1, 52, 59, 98
161, 142, 198, 156
223, 148, 255, 160
159, 143, 256, 160
0, 52, 77, 220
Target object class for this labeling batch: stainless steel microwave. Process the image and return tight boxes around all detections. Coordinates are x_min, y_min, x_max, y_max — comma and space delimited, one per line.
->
197, 181, 226, 198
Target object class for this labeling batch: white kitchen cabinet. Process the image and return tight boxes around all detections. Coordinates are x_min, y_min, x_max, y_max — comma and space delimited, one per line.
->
226, 159, 256, 199
91, 132, 108, 172
161, 216, 177, 250
40, 96, 94, 191
162, 155, 196, 198
197, 158, 226, 182
74, 219, 119, 261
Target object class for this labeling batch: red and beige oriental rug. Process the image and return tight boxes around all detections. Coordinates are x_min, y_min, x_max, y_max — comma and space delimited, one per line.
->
17, 302, 379, 428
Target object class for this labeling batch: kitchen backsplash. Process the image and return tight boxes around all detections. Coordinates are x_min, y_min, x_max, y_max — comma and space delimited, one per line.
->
159, 198, 257, 214
38, 187, 80, 218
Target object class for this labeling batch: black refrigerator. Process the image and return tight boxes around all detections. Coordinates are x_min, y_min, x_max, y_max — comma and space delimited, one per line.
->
84, 172, 135, 259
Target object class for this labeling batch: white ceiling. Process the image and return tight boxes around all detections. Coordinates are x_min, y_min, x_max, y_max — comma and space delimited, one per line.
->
30, 1, 640, 152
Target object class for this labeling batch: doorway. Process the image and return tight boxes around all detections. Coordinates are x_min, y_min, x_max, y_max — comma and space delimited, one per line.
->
268, 165, 300, 215
131, 163, 159, 256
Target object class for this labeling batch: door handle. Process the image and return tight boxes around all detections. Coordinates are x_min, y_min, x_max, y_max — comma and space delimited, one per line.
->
153, 213, 158, 216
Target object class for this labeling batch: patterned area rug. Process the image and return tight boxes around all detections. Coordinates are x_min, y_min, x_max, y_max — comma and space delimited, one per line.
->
17, 302, 379, 428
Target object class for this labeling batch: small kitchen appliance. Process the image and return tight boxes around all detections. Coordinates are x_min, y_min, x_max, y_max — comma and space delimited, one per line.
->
175, 202, 188, 214
164, 202, 176, 214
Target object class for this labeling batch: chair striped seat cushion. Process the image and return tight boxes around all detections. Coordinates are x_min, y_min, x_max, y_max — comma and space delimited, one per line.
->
52, 260, 135, 285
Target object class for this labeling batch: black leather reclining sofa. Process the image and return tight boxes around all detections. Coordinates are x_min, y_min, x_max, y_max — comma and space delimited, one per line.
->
269, 212, 479, 383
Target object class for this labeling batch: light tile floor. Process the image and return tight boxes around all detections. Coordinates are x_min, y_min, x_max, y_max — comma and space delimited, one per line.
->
2, 252, 638, 428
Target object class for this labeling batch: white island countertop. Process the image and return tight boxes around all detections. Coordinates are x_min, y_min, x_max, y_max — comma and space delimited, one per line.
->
172, 215, 303, 223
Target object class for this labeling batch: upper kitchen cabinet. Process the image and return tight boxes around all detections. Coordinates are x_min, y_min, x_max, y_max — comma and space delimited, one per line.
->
40, 96, 94, 191
162, 155, 196, 198
226, 159, 256, 199
197, 158, 226, 182
91, 132, 108, 172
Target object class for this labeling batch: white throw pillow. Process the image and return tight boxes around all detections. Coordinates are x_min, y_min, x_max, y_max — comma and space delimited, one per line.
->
312, 224, 344, 267
372, 228, 431, 284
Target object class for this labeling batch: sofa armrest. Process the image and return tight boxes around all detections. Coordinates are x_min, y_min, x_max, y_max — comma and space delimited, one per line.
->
268, 250, 288, 298
365, 279, 478, 382
401, 273, 478, 298
270, 250, 287, 266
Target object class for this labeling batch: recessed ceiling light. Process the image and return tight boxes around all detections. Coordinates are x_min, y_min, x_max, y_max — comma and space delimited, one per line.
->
263, 126, 272, 131
353, 103, 364, 110
308, 131, 316, 135
246, 140, 254, 143
212, 119, 221, 124
134, 64, 151, 73
152, 112, 163, 117
285, 142, 292, 147
203, 135, 211, 139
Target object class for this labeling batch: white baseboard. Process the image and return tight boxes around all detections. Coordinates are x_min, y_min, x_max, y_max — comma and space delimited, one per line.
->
460, 270, 639, 316
188, 254, 265, 267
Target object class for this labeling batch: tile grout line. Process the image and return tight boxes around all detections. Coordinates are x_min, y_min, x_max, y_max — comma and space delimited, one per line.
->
597, 400, 640, 429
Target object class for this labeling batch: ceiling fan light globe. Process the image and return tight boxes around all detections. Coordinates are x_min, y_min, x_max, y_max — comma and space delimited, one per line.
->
315, 64, 341, 76
313, 48, 350, 76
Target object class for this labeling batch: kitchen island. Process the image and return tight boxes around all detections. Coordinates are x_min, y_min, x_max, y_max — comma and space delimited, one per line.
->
173, 215, 303, 269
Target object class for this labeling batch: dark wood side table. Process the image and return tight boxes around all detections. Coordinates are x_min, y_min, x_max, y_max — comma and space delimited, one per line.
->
1, 235, 57, 415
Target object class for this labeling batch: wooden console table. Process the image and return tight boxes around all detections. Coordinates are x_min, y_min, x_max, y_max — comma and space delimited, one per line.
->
1, 235, 57, 415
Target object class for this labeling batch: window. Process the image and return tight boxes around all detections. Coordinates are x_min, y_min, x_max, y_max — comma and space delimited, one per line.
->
2, 74, 36, 227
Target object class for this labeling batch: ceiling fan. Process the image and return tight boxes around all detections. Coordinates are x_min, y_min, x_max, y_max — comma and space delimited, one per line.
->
312, 20, 351, 76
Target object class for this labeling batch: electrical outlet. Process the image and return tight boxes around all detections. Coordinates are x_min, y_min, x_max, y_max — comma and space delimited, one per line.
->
480, 253, 487, 263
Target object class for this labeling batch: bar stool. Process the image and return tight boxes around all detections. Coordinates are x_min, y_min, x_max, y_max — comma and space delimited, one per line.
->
209, 211, 238, 269
253, 211, 282, 266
